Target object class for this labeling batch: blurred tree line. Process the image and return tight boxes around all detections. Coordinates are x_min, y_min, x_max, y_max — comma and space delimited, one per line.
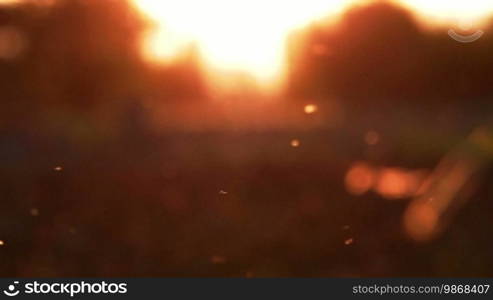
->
0, 0, 205, 135
2, 0, 493, 133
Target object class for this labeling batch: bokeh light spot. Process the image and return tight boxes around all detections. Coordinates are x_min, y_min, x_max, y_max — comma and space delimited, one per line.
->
345, 162, 375, 196
291, 139, 301, 148
304, 104, 318, 114
403, 201, 439, 242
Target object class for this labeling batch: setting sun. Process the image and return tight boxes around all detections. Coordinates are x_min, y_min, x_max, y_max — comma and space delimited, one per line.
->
132, 0, 493, 86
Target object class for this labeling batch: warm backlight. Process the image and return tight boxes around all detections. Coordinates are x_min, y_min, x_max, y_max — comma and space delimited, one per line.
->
132, 0, 492, 84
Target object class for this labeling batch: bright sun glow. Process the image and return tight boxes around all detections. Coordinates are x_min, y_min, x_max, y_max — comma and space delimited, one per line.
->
132, 0, 493, 85
132, 0, 356, 83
